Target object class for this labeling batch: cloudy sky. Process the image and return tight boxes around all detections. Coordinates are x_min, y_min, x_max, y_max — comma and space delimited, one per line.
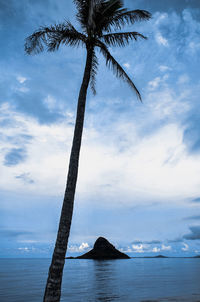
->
1, 0, 200, 258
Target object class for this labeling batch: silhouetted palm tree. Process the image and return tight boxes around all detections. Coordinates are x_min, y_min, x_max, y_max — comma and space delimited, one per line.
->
25, 0, 151, 301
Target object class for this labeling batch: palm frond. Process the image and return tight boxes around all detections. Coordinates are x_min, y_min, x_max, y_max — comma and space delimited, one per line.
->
109, 9, 152, 30
96, 39, 141, 100
74, 0, 90, 33
25, 22, 86, 54
94, 1, 125, 35
73, 0, 85, 8
25, 28, 47, 54
90, 49, 99, 95
101, 31, 147, 47
74, 0, 124, 35
100, 0, 123, 17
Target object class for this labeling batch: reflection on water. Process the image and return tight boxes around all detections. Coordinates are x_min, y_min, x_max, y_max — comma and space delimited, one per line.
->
0, 258, 200, 301
91, 260, 121, 301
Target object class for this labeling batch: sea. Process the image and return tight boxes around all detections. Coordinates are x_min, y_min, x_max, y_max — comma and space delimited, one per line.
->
0, 258, 200, 302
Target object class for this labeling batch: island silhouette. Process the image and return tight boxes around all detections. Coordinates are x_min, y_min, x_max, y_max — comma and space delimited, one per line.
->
67, 237, 130, 260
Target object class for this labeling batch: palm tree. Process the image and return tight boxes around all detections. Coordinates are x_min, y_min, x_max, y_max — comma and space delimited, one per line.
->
25, 0, 151, 301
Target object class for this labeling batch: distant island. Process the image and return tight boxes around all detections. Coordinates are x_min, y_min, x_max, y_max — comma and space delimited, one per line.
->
131, 255, 200, 259
66, 237, 130, 260
135, 255, 168, 258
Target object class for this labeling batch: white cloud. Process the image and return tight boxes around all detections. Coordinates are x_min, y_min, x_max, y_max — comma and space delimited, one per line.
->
177, 74, 189, 85
155, 32, 169, 46
155, 13, 168, 25
131, 244, 146, 253
161, 244, 171, 251
17, 76, 27, 84
18, 247, 31, 252
152, 247, 161, 253
120, 247, 132, 253
18, 240, 37, 243
43, 95, 74, 115
188, 41, 200, 53
182, 10, 200, 55
147, 74, 170, 92
43, 95, 58, 111
148, 77, 161, 90
79, 242, 89, 251
182, 243, 189, 251
147, 88, 190, 120
44, 95, 56, 110
123, 62, 130, 69
159, 65, 171, 72
15, 75, 29, 93
68, 242, 90, 253
17, 87, 29, 93
150, 9, 200, 57
131, 244, 167, 254
1, 99, 200, 207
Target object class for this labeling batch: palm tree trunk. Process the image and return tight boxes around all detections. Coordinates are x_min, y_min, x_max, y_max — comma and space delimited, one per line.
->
43, 47, 93, 302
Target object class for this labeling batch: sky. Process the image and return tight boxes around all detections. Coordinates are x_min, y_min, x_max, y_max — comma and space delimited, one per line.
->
1, 0, 200, 258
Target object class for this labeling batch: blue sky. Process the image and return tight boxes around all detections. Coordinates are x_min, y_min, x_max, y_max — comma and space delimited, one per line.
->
1, 0, 200, 258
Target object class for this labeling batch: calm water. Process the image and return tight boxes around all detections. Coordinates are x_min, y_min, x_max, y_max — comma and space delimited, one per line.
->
0, 258, 200, 302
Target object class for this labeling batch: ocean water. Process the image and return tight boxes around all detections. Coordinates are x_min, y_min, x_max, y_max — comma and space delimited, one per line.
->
0, 258, 200, 302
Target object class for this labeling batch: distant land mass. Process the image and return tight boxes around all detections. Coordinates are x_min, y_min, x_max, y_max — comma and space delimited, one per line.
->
135, 255, 168, 258
155, 255, 168, 258
131, 255, 200, 259
67, 237, 130, 260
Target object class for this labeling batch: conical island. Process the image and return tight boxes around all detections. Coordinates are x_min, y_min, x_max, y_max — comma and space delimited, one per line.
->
76, 237, 130, 260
